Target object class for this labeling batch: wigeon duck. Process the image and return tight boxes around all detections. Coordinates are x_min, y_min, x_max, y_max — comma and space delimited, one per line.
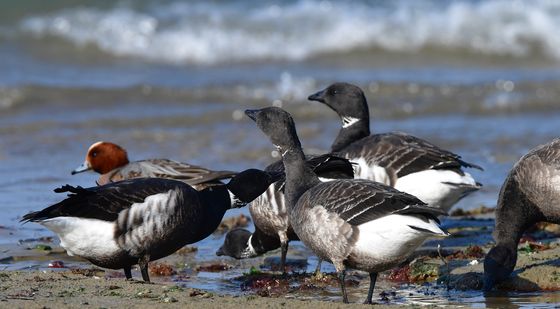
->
484, 139, 560, 290
72, 141, 237, 189
217, 154, 353, 274
308, 82, 483, 211
246, 107, 448, 304
22, 169, 279, 282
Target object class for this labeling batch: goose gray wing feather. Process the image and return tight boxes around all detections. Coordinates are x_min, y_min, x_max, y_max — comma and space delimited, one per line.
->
21, 178, 191, 222
301, 179, 447, 226
265, 154, 354, 192
339, 132, 482, 178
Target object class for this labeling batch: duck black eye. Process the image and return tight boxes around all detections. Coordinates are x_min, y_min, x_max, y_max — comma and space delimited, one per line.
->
92, 152, 97, 157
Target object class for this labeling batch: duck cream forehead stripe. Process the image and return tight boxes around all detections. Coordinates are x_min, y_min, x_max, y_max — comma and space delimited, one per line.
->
88, 141, 104, 152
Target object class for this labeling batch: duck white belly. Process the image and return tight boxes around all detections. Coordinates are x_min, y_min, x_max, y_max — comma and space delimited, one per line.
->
40, 217, 120, 258
394, 169, 477, 211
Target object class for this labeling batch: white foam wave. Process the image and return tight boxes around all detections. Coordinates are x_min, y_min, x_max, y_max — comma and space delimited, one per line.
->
19, 0, 560, 64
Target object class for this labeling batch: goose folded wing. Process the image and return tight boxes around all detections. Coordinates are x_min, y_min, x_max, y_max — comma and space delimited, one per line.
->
309, 179, 447, 226
307, 154, 354, 179
21, 178, 184, 222
345, 132, 482, 178
265, 154, 353, 192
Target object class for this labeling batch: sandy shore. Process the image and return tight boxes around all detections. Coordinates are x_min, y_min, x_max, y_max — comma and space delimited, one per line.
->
0, 271, 409, 309
1, 216, 559, 308
1, 243, 559, 308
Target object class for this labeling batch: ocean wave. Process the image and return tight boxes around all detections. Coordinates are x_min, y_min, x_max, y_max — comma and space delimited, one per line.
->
4, 78, 560, 119
18, 0, 560, 64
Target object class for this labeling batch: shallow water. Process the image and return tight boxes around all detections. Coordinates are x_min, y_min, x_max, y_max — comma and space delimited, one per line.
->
1, 0, 560, 307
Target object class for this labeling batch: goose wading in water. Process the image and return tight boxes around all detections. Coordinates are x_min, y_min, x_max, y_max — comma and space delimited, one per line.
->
245, 106, 449, 304
308, 82, 483, 212
484, 139, 560, 290
217, 154, 354, 274
22, 169, 279, 282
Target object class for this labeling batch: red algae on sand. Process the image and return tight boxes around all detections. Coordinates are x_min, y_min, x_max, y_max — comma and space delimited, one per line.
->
48, 261, 65, 268
149, 262, 176, 276
446, 245, 485, 260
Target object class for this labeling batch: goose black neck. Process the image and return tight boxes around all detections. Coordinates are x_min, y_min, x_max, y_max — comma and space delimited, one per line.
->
331, 120, 370, 152
495, 178, 545, 247
281, 146, 321, 211
198, 186, 231, 236
250, 226, 282, 254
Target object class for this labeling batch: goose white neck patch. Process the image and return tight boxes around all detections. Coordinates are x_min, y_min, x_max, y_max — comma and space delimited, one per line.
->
228, 189, 244, 208
342, 116, 360, 128
241, 234, 257, 258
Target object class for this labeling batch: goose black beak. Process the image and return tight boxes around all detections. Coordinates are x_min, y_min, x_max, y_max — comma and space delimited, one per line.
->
244, 109, 259, 121
216, 246, 225, 256
307, 89, 326, 103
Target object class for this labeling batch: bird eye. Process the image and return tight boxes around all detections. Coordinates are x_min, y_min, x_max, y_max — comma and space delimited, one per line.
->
92, 152, 97, 157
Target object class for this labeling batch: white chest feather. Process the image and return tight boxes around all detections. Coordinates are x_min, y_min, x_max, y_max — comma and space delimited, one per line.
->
40, 217, 120, 258
353, 214, 445, 261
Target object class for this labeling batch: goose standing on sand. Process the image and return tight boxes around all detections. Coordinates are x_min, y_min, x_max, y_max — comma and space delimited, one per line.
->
308, 82, 482, 211
22, 169, 279, 282
72, 141, 237, 189
245, 107, 448, 304
217, 154, 354, 274
484, 139, 560, 290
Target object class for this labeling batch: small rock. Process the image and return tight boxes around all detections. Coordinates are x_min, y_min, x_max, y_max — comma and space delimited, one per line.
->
452, 272, 483, 290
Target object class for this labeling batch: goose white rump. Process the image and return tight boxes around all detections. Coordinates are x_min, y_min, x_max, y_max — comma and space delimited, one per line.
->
351, 158, 477, 211
40, 217, 119, 258
394, 170, 477, 211
353, 214, 448, 262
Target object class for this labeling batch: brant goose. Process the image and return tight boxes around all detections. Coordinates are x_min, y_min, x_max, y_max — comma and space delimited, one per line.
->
217, 154, 353, 274
484, 139, 560, 291
72, 141, 237, 189
22, 169, 279, 282
217, 226, 324, 274
245, 107, 448, 303
308, 82, 482, 211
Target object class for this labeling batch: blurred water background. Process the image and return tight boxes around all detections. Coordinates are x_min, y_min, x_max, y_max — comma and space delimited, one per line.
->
0, 0, 559, 305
